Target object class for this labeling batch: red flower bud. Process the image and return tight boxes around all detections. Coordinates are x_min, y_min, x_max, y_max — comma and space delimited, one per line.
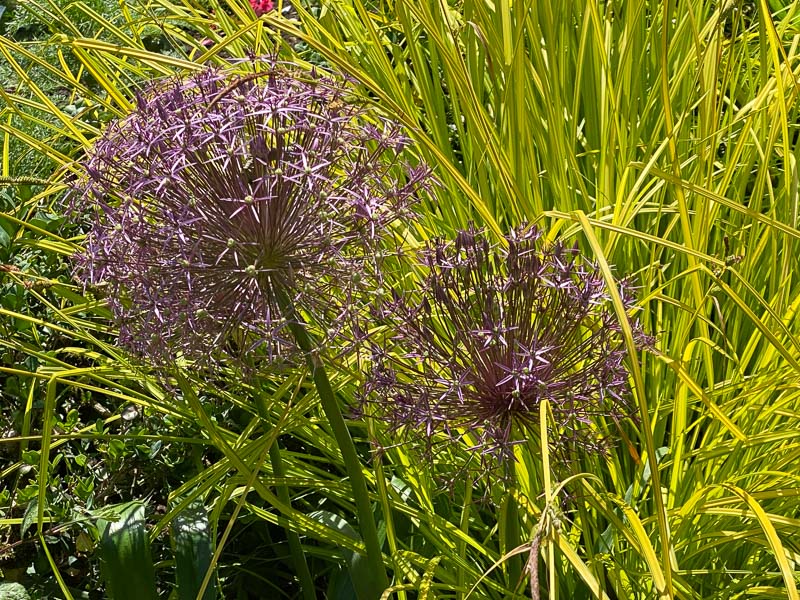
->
249, 0, 274, 16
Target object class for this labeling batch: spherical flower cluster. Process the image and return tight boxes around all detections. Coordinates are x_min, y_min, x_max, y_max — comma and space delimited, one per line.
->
362, 225, 650, 469
75, 64, 431, 367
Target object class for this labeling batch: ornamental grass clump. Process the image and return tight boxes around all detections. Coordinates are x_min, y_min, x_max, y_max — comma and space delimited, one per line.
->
75, 64, 428, 367
363, 225, 650, 471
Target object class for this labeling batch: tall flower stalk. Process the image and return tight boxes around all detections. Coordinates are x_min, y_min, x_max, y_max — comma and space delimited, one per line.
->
75, 63, 431, 597
362, 225, 650, 476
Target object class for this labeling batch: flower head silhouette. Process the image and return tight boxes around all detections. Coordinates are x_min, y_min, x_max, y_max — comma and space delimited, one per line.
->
75, 65, 430, 367
362, 225, 650, 470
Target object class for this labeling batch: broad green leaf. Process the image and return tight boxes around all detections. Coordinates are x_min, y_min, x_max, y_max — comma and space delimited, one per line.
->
95, 501, 157, 600
172, 500, 216, 600
309, 510, 384, 600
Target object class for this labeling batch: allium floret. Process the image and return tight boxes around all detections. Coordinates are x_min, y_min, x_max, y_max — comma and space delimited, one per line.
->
74, 64, 431, 366
362, 225, 650, 469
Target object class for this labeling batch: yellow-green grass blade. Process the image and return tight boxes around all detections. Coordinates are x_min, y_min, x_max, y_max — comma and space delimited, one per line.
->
575, 210, 673, 598
722, 484, 800, 600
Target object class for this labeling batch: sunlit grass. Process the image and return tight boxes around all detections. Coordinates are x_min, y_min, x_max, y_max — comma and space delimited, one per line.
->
1, 0, 799, 597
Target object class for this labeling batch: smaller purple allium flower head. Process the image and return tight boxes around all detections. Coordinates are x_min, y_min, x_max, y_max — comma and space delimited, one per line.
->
361, 224, 651, 473
73, 64, 432, 367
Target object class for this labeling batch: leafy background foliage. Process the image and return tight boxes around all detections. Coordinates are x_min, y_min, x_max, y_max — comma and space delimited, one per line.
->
1, 0, 800, 598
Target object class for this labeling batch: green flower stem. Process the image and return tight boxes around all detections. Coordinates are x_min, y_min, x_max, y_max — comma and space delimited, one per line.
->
502, 487, 522, 589
276, 290, 390, 597
456, 479, 472, 599
254, 393, 316, 600
368, 416, 407, 600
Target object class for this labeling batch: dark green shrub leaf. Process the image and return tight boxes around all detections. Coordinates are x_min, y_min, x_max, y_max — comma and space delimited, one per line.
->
20, 498, 40, 539
20, 450, 39, 466
0, 582, 30, 600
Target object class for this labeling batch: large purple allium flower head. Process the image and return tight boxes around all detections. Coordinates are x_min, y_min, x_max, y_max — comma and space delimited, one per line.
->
362, 224, 651, 472
74, 64, 431, 366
